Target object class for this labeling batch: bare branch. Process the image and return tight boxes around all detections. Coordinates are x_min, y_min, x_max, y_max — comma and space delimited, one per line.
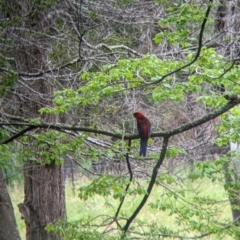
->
123, 136, 169, 233
114, 139, 133, 225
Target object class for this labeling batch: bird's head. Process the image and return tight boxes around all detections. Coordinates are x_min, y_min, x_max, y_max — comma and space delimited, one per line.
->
134, 112, 144, 119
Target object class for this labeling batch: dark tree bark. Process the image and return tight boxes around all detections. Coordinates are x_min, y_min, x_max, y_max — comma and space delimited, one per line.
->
0, 169, 21, 240
23, 162, 65, 240
1, 1, 67, 239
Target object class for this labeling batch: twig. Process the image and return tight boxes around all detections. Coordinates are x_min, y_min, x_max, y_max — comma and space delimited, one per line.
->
114, 139, 133, 226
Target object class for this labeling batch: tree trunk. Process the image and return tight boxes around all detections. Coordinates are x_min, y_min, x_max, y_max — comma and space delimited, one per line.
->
0, 169, 21, 240
2, 1, 67, 239
23, 162, 65, 240
215, 0, 240, 223
226, 143, 240, 222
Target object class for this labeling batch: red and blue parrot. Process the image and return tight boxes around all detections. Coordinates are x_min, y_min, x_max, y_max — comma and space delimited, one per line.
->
134, 112, 151, 157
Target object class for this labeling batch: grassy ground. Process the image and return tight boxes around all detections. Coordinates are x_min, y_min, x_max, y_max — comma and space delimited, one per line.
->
10, 175, 234, 240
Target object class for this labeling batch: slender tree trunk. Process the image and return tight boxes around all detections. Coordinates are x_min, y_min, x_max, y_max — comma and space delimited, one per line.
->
225, 143, 240, 222
0, 169, 21, 240
214, 0, 240, 223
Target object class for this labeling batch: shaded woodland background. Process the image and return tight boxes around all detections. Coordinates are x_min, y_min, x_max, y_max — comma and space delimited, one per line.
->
1, 0, 240, 239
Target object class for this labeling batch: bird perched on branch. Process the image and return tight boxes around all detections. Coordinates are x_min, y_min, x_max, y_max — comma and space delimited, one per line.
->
134, 112, 151, 157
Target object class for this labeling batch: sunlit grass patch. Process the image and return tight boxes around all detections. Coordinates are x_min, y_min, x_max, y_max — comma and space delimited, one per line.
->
10, 174, 234, 239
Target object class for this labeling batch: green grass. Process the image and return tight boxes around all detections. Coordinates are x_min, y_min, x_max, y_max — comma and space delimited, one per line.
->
9, 176, 234, 240
10, 183, 26, 240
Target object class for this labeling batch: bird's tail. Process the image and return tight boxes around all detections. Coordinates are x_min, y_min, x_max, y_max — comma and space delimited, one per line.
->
140, 138, 148, 157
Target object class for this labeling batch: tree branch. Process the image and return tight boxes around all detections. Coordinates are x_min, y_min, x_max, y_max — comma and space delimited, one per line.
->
114, 139, 133, 226
150, 0, 213, 85
123, 136, 169, 233
1, 126, 36, 144
1, 96, 239, 145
